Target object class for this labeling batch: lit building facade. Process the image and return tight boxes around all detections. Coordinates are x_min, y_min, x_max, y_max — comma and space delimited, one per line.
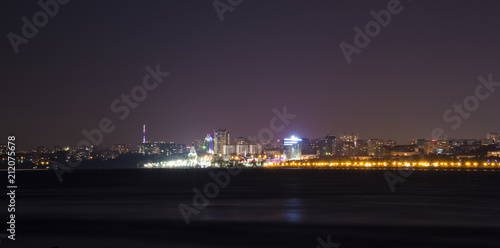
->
214, 129, 230, 156
339, 133, 358, 143
112, 144, 130, 154
367, 139, 384, 157
223, 145, 236, 155
283, 136, 302, 160
204, 134, 214, 154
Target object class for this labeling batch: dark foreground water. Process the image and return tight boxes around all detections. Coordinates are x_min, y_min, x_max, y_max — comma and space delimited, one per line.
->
3, 168, 500, 248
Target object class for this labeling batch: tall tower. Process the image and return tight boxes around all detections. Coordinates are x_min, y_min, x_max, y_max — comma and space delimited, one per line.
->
204, 134, 214, 154
213, 129, 230, 156
142, 124, 146, 143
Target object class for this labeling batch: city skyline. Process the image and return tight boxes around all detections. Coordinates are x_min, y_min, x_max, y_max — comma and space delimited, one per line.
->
8, 125, 500, 153
3, 2, 500, 247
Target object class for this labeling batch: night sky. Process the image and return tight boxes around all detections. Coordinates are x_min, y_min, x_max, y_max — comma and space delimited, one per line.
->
2, 0, 500, 150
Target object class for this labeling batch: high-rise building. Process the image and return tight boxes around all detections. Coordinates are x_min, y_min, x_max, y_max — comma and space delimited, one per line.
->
355, 140, 368, 156
367, 139, 384, 157
322, 135, 336, 156
236, 144, 249, 156
138, 142, 157, 155
339, 133, 358, 143
335, 140, 356, 156
249, 144, 262, 155
309, 135, 336, 156
214, 129, 230, 156
204, 134, 214, 154
283, 136, 302, 160
223, 145, 236, 155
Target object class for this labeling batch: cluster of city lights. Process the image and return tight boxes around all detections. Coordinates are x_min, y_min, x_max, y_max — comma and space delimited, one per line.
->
143, 155, 214, 168
143, 159, 193, 168
264, 160, 500, 168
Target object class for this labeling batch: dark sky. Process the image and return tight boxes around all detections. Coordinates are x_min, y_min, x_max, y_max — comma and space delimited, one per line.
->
2, 0, 500, 150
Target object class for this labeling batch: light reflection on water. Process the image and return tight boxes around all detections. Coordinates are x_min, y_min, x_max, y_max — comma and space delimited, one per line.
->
284, 198, 302, 223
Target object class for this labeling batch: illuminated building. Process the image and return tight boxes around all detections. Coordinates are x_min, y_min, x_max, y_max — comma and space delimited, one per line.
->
283, 136, 302, 160
143, 124, 146, 143
355, 140, 368, 156
335, 140, 356, 156
138, 142, 155, 155
367, 139, 384, 157
339, 133, 358, 143
308, 135, 336, 156
155, 142, 187, 155
233, 137, 249, 156
69, 145, 92, 160
138, 141, 187, 156
204, 134, 214, 154
322, 135, 336, 156
249, 144, 262, 155
391, 151, 419, 157
263, 148, 281, 158
424, 140, 450, 155
236, 144, 249, 156
487, 151, 500, 157
214, 129, 230, 156
112, 144, 130, 154
223, 145, 236, 155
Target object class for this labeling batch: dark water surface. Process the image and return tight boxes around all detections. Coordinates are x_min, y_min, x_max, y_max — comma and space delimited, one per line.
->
4, 168, 500, 247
